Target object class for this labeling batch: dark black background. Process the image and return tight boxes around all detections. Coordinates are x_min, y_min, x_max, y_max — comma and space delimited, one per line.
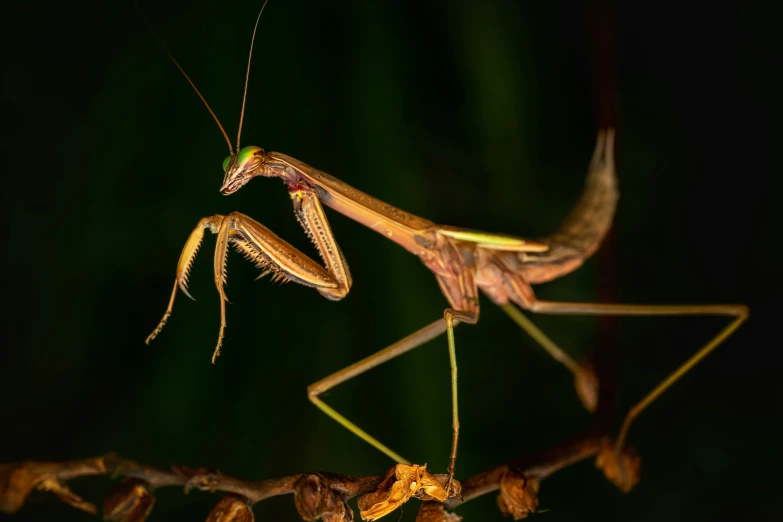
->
1, 1, 779, 521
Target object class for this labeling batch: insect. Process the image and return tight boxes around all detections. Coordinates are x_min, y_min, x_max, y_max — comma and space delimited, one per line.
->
143, 1, 748, 494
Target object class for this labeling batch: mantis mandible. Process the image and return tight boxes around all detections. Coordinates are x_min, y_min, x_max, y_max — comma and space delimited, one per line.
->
143, 1, 748, 491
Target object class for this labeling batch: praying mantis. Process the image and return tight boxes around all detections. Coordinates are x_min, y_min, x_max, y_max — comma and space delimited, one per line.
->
143, 0, 748, 501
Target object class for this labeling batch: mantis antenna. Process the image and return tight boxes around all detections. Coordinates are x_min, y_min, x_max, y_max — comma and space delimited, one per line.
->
236, 0, 271, 151
135, 0, 235, 155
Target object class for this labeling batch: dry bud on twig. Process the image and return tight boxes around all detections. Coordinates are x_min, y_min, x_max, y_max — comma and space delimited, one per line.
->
103, 477, 155, 522
358, 464, 460, 521
322, 498, 353, 522
0, 457, 105, 514
416, 502, 462, 522
206, 494, 255, 522
594, 438, 641, 493
495, 469, 539, 520
1, 434, 611, 520
0, 463, 41, 514
37, 478, 97, 514
176, 466, 222, 493
294, 473, 353, 522
574, 361, 599, 412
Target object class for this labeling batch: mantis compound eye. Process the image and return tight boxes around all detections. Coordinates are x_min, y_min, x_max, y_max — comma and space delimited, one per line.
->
220, 146, 266, 195
236, 145, 263, 170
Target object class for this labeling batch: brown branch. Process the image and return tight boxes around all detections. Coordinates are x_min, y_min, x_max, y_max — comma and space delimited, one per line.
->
445, 432, 602, 509
1, 432, 637, 521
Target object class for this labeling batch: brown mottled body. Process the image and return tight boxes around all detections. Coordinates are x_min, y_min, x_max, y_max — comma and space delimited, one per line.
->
259, 128, 616, 321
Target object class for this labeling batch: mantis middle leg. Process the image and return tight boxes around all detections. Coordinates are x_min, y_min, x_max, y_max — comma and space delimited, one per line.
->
308, 260, 480, 483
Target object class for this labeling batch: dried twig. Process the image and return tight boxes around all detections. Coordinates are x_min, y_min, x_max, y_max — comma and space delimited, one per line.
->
0, 432, 638, 521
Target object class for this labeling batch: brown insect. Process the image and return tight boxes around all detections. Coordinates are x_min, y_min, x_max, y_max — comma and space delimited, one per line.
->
143, 0, 748, 499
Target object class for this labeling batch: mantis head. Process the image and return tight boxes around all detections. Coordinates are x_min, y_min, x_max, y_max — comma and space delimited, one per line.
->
220, 146, 278, 195
150, 0, 274, 197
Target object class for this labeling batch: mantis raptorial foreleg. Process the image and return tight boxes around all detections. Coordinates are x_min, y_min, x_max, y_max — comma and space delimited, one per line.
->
146, 189, 351, 362
146, 188, 474, 481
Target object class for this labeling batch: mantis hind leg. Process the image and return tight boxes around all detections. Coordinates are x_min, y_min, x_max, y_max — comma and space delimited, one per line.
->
523, 300, 748, 447
513, 296, 748, 490
499, 302, 599, 412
